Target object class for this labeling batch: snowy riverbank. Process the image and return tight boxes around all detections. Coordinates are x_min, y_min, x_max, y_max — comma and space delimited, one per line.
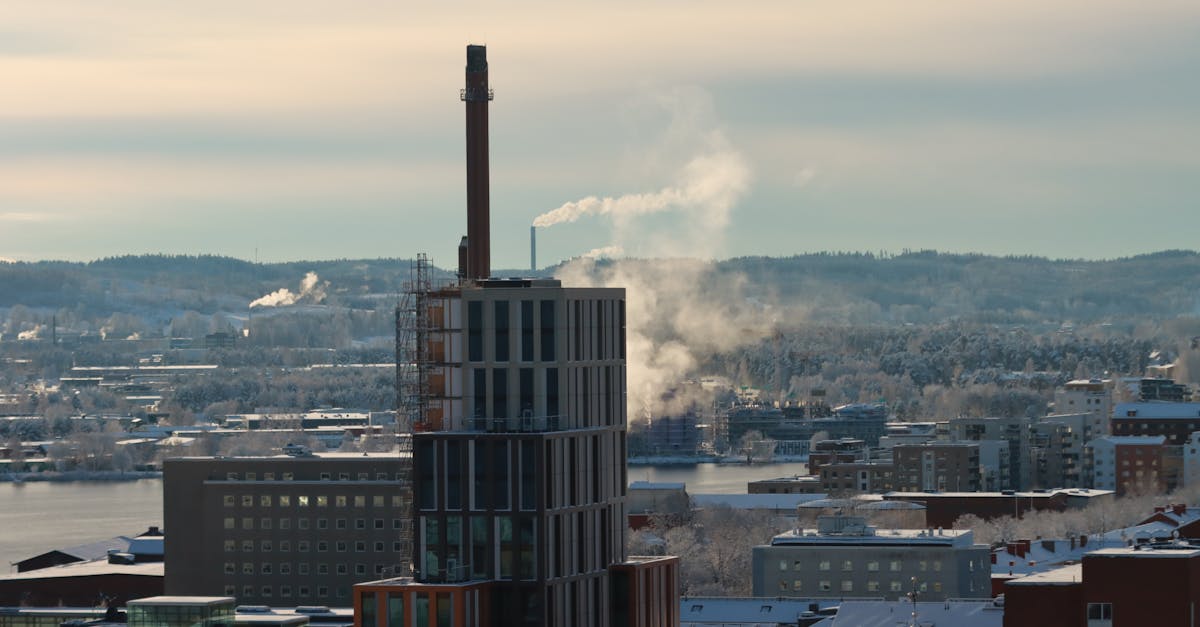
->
1, 470, 162, 483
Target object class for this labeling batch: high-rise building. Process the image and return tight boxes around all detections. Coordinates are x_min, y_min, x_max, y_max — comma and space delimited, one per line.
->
352, 44, 679, 627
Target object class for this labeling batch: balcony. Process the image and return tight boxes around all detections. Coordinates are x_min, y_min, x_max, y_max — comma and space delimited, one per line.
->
470, 413, 563, 433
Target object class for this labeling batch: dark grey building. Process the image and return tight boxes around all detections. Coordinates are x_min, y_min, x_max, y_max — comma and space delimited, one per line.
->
163, 452, 411, 606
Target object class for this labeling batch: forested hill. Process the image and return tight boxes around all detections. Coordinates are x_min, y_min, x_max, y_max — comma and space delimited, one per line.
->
1, 250, 1199, 324
712, 250, 1200, 324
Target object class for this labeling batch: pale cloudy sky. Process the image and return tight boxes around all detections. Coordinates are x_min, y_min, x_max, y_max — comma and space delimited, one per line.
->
1, 1, 1197, 265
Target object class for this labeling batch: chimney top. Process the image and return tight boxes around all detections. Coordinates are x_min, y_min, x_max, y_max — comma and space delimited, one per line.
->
467, 45, 487, 73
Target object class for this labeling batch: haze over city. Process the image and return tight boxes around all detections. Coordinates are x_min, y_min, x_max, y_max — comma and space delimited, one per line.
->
2, 1, 1198, 265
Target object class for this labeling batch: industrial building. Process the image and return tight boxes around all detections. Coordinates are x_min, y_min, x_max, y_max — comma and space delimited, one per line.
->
350, 45, 678, 627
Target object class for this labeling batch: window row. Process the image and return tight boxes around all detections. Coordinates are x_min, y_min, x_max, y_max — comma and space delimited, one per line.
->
222, 517, 408, 531
224, 539, 405, 553
778, 579, 943, 593
782, 559, 944, 572
223, 584, 351, 600
224, 561, 395, 576
222, 472, 404, 481
223, 494, 406, 508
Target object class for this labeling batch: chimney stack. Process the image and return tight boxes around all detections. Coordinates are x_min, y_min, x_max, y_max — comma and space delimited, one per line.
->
462, 44, 493, 280
530, 226, 537, 273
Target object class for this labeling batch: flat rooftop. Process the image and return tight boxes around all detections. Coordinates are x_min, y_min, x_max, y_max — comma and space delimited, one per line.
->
1005, 563, 1083, 586
770, 527, 973, 547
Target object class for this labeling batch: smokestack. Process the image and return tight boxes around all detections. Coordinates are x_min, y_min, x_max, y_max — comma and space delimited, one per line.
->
530, 226, 536, 273
462, 44, 493, 280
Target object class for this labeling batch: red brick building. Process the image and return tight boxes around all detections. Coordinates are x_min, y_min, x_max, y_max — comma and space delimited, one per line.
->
1004, 544, 1200, 626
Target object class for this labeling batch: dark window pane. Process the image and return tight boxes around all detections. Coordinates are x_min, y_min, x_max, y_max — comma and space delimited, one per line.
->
540, 300, 555, 361
495, 300, 510, 362
468, 301, 483, 362
521, 300, 534, 362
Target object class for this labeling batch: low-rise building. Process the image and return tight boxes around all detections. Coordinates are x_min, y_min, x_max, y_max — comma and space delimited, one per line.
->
751, 515, 990, 601
893, 442, 981, 492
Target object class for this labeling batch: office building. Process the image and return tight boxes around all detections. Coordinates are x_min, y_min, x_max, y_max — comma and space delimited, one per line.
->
947, 416, 1031, 490
751, 515, 990, 601
163, 452, 411, 606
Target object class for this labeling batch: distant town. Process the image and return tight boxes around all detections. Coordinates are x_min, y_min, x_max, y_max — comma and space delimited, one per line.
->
5, 41, 1200, 627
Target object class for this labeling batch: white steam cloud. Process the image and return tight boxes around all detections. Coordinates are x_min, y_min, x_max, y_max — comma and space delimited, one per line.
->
581, 245, 624, 260
250, 271, 327, 308
550, 88, 777, 421
532, 149, 750, 233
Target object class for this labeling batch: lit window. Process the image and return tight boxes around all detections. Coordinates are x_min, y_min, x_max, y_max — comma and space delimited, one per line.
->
374, 495, 385, 507
336, 496, 347, 507
279, 495, 291, 507
778, 580, 788, 591
242, 495, 253, 507
317, 496, 328, 507
792, 580, 802, 591
223, 495, 235, 507
298, 496, 310, 507
260, 495, 272, 507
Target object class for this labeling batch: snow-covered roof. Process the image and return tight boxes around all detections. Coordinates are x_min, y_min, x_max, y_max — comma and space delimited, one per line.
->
812, 600, 1004, 627
679, 597, 840, 625
1113, 402, 1200, 419
0, 559, 162, 581
1005, 563, 1083, 586
1088, 435, 1166, 446
690, 493, 826, 511
628, 481, 686, 491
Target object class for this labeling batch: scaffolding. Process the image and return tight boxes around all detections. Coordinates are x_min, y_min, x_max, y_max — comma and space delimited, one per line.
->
393, 253, 433, 576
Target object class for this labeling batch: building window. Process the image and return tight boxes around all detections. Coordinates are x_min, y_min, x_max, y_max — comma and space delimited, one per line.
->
867, 561, 879, 572
264, 472, 274, 480
792, 580, 802, 591
260, 495, 272, 507
840, 581, 853, 592
224, 562, 235, 574
867, 581, 879, 592
298, 541, 310, 552
243, 563, 254, 574
336, 496, 347, 507
375, 519, 385, 529
319, 541, 330, 552
244, 585, 254, 598
779, 560, 788, 571
318, 586, 328, 598
298, 563, 309, 575
299, 586, 310, 597
299, 518, 309, 530
933, 560, 942, 572
356, 541, 366, 552
337, 564, 348, 575
778, 580, 788, 591
261, 517, 272, 530
224, 540, 235, 552
375, 542, 385, 552
242, 495, 253, 507
261, 563, 272, 574
1087, 603, 1113, 621
318, 564, 329, 575
818, 560, 831, 571
280, 495, 291, 507
336, 541, 346, 552
355, 495, 366, 507
280, 518, 291, 530
317, 496, 329, 507
842, 560, 853, 571
298, 496, 310, 507
356, 564, 367, 575
321, 472, 331, 481
280, 586, 291, 598
793, 560, 802, 570
227, 472, 238, 480
242, 517, 253, 530
224, 495, 235, 507
357, 519, 366, 530
280, 541, 290, 552
246, 473, 255, 481
261, 541, 272, 552
933, 582, 942, 592
242, 540, 253, 552
890, 560, 901, 572
819, 581, 831, 591
318, 518, 328, 530
468, 301, 483, 362
919, 560, 927, 571
891, 581, 903, 592
224, 585, 236, 596
337, 518, 347, 530
283, 473, 294, 481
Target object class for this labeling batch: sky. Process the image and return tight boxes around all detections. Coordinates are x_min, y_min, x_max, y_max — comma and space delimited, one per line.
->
1, 1, 1198, 266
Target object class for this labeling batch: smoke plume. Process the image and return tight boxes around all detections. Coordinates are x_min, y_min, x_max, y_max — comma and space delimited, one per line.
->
551, 88, 776, 421
250, 271, 327, 308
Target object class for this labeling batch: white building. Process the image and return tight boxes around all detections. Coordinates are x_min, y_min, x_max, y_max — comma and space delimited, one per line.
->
1086, 435, 1166, 492
1055, 379, 1112, 440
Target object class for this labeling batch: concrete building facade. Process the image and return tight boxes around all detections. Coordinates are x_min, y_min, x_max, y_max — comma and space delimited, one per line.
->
751, 515, 990, 601
163, 452, 410, 606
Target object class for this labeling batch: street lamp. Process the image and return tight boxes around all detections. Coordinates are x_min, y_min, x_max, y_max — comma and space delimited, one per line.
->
907, 576, 920, 627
